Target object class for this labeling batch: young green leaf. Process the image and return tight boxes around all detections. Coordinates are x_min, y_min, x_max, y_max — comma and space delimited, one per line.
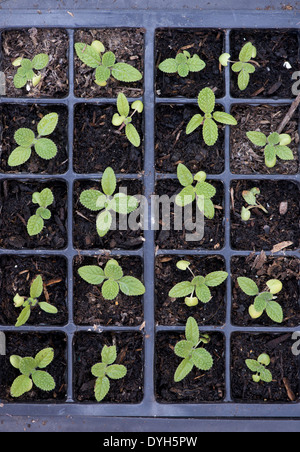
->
14, 128, 35, 147
34, 138, 57, 160
198, 87, 215, 114
32, 53, 49, 70
237, 277, 259, 296
112, 63, 142, 82
31, 370, 55, 391
118, 276, 145, 296
177, 163, 194, 187
204, 271, 228, 287
75, 43, 101, 68
169, 281, 194, 298
78, 265, 106, 285
8, 147, 32, 167
10, 374, 33, 397
30, 275, 43, 299
185, 316, 199, 346
125, 123, 141, 147
27, 214, 44, 236
174, 358, 194, 382
37, 113, 59, 137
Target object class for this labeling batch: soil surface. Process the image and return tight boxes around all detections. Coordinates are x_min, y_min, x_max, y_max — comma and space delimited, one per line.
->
73, 179, 144, 250
155, 29, 225, 98
230, 30, 300, 99
231, 333, 299, 402
74, 29, 144, 98
0, 332, 67, 402
1, 28, 69, 99
230, 104, 299, 175
73, 332, 144, 403
0, 180, 68, 250
155, 255, 227, 326
155, 179, 225, 250
155, 331, 225, 403
73, 255, 144, 326
230, 180, 300, 251
0, 104, 69, 174
231, 254, 300, 327
0, 255, 68, 326
73, 104, 143, 174
155, 104, 225, 174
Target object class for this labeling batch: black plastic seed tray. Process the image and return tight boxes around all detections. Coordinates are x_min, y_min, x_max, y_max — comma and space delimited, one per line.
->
0, 3, 299, 429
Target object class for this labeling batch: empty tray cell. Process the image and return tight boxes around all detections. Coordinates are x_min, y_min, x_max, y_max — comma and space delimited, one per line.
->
231, 255, 300, 328
229, 29, 300, 99
155, 104, 225, 174
73, 178, 144, 250
0, 179, 68, 250
74, 28, 144, 99
1, 28, 69, 99
155, 179, 225, 250
0, 254, 68, 326
73, 103, 144, 174
230, 179, 300, 251
231, 332, 300, 403
155, 28, 225, 98
0, 331, 67, 402
155, 331, 225, 403
73, 255, 144, 326
230, 104, 299, 175
0, 103, 69, 175
155, 254, 227, 326
73, 331, 144, 403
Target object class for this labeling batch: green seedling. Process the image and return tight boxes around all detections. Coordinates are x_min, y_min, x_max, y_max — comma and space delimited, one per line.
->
78, 258, 145, 301
12, 53, 49, 89
91, 345, 127, 402
186, 87, 237, 146
13, 275, 58, 327
8, 113, 59, 167
79, 167, 139, 238
238, 277, 283, 323
158, 50, 206, 77
112, 93, 143, 147
75, 40, 142, 86
175, 163, 217, 219
169, 260, 228, 307
27, 188, 54, 237
174, 316, 213, 382
241, 187, 268, 221
246, 131, 294, 168
246, 353, 272, 383
9, 347, 56, 397
219, 42, 258, 91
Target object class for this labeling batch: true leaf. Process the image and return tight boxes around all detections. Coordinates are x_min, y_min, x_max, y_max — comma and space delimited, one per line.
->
35, 138, 57, 160
75, 43, 101, 68
246, 359, 261, 373
112, 63, 142, 82
238, 70, 250, 91
174, 340, 194, 359
111, 193, 139, 214
177, 163, 194, 187
175, 186, 195, 207
80, 190, 106, 211
10, 375, 33, 397
91, 363, 107, 378
266, 301, 283, 323
158, 58, 177, 73
203, 118, 218, 146
195, 181, 216, 199
19, 357, 36, 376
32, 370, 55, 391
14, 73, 27, 88
96, 210, 112, 237
14, 128, 35, 147
246, 131, 267, 147
15, 305, 31, 327
10, 355, 22, 369
213, 111, 237, 125
101, 167, 116, 196
169, 281, 193, 298
267, 132, 280, 145
95, 65, 111, 83
106, 364, 127, 380
177, 63, 189, 77
39, 302, 58, 314
187, 55, 205, 72
32, 53, 49, 70
39, 188, 54, 208
119, 276, 145, 296
95, 376, 110, 402
101, 279, 120, 300
239, 42, 254, 62
195, 284, 211, 304
276, 145, 294, 161
204, 271, 228, 287
104, 261, 123, 280
174, 358, 194, 382
37, 113, 58, 136
125, 123, 141, 147
27, 215, 44, 236
102, 51, 116, 67
185, 316, 199, 346
186, 114, 203, 135
30, 275, 43, 299
101, 345, 117, 365
238, 277, 259, 296
78, 265, 106, 285
198, 87, 215, 114
259, 367, 273, 383
36, 207, 51, 220
191, 348, 213, 371
34, 348, 54, 369
8, 147, 32, 167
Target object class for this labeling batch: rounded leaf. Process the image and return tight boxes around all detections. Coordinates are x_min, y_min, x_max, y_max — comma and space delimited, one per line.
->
258, 353, 271, 366
264, 144, 277, 168
32, 370, 55, 391
8, 146, 32, 167
75, 42, 101, 68
27, 215, 44, 236
267, 279, 283, 295
237, 277, 259, 296
219, 53, 231, 67
191, 348, 213, 371
10, 375, 33, 397
249, 304, 263, 319
158, 58, 177, 74
198, 87, 215, 114
80, 190, 106, 212
279, 134, 292, 146
14, 128, 35, 147
101, 279, 120, 300
35, 348, 54, 368
119, 276, 145, 296
78, 265, 106, 285
35, 138, 58, 160
246, 131, 267, 147
176, 260, 191, 271
106, 364, 127, 380
32, 53, 49, 70
37, 113, 58, 137
10, 355, 22, 369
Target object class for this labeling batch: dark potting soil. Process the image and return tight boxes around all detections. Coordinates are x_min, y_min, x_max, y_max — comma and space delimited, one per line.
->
0, 332, 67, 402
155, 332, 225, 403
155, 179, 225, 250
0, 255, 68, 326
231, 254, 300, 328
1, 28, 69, 99
73, 332, 144, 403
155, 104, 225, 174
73, 255, 144, 326
155, 29, 225, 98
230, 104, 299, 175
0, 180, 68, 250
230, 180, 300, 251
73, 104, 143, 174
231, 333, 300, 403
0, 104, 69, 175
73, 179, 144, 250
74, 29, 144, 99
155, 255, 227, 326
230, 30, 300, 99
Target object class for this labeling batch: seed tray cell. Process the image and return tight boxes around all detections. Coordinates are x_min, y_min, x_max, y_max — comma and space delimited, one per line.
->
0, 8, 299, 423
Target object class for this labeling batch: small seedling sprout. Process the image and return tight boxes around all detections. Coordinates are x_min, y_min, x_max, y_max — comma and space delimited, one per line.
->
238, 277, 283, 323
112, 93, 143, 147
173, 316, 213, 382
241, 187, 268, 221
158, 50, 206, 77
12, 53, 49, 90
246, 353, 272, 383
10, 348, 55, 397
27, 188, 54, 237
219, 42, 258, 91
8, 113, 59, 167
169, 260, 228, 307
246, 131, 294, 168
91, 345, 127, 402
75, 40, 142, 87
13, 275, 58, 327
78, 258, 145, 301
186, 87, 237, 146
